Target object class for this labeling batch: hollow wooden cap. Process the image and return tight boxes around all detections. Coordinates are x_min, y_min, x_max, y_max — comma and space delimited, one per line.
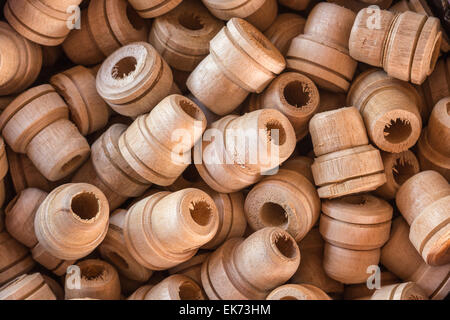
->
427, 97, 450, 157
266, 284, 331, 300
144, 274, 205, 300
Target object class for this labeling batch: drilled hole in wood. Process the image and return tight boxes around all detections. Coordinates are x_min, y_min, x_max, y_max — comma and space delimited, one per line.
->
81, 265, 106, 281
265, 120, 286, 145
178, 12, 203, 30
71, 192, 99, 221
180, 100, 202, 121
383, 118, 412, 144
112, 57, 137, 80
178, 281, 202, 300
260, 202, 287, 227
273, 233, 296, 259
189, 200, 212, 226
392, 158, 416, 186
283, 81, 312, 108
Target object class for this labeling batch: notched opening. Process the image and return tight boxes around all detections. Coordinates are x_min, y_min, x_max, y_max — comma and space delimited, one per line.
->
178, 281, 202, 300
260, 202, 288, 227
71, 192, 99, 221
283, 81, 313, 108
81, 264, 106, 281
112, 57, 137, 80
392, 155, 416, 186
180, 100, 203, 121
178, 12, 204, 30
265, 120, 287, 145
189, 200, 212, 227
383, 118, 412, 144
273, 232, 297, 259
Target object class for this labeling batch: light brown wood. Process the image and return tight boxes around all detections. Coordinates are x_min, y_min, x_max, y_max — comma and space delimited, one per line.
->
144, 274, 206, 300
279, 0, 311, 11
0, 22, 42, 96
421, 57, 450, 115
0, 137, 7, 208
286, 3, 357, 92
327, 0, 393, 12
128, 0, 183, 18
42, 275, 64, 300
349, 9, 442, 85
267, 283, 331, 300
127, 284, 154, 300
264, 13, 306, 55
344, 271, 400, 300
0, 273, 56, 300
370, 282, 428, 300
187, 18, 286, 115
62, 0, 148, 65
396, 171, 450, 266
64, 259, 121, 300
201, 227, 300, 300
124, 189, 219, 270
168, 252, 210, 285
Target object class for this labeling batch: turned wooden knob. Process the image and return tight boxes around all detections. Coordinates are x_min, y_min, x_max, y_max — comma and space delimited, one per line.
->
62, 0, 148, 65
96, 42, 174, 117
421, 57, 450, 113
124, 189, 219, 270
201, 227, 300, 300
4, 0, 83, 46
168, 252, 210, 285
128, 0, 183, 18
0, 85, 90, 181
0, 22, 42, 96
118, 95, 206, 186
0, 273, 56, 300
286, 2, 357, 92
396, 171, 450, 266
247, 72, 320, 141
290, 228, 344, 298
267, 284, 331, 300
381, 216, 450, 300
50, 66, 111, 136
187, 18, 285, 115
64, 259, 121, 300
279, 0, 311, 11
309, 107, 386, 198
347, 69, 423, 153
264, 13, 306, 56
417, 98, 450, 180
375, 151, 420, 200
202, 0, 278, 31
34, 183, 109, 260
371, 282, 428, 300
245, 156, 320, 242
349, 8, 442, 85
144, 274, 206, 300
99, 209, 153, 282
149, 0, 224, 72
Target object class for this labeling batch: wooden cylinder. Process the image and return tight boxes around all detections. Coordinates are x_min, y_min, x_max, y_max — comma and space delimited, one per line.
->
0, 22, 42, 96
187, 18, 286, 115
375, 151, 420, 200
124, 189, 219, 270
381, 216, 450, 300
62, 0, 148, 65
168, 252, 210, 285
128, 0, 183, 18
118, 95, 206, 186
396, 171, 450, 266
4, 0, 83, 46
278, 0, 311, 11
327, 0, 393, 12
417, 98, 450, 180
34, 183, 110, 260
64, 259, 121, 300
202, 0, 278, 31
371, 282, 428, 300
286, 3, 357, 92
347, 69, 423, 153
0, 85, 90, 181
144, 274, 205, 300
264, 14, 305, 56
96, 42, 174, 117
99, 209, 153, 282
245, 157, 320, 242
421, 57, 450, 114
309, 107, 386, 198
267, 284, 331, 300
247, 72, 320, 141
127, 284, 153, 300
0, 273, 56, 300
50, 66, 111, 136
196, 109, 296, 193
201, 227, 300, 300
349, 9, 442, 85
149, 0, 224, 72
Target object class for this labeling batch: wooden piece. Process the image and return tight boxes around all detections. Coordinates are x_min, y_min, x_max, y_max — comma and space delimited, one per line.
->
149, 0, 224, 72
144, 274, 205, 300
416, 98, 450, 180
99, 209, 153, 282
0, 85, 90, 181
247, 72, 320, 141
370, 282, 428, 300
168, 252, 210, 284
96, 42, 174, 117
396, 171, 450, 266
327, 0, 393, 12
50, 66, 111, 136
264, 13, 306, 55
286, 3, 357, 92
349, 9, 442, 85
201, 227, 300, 300
195, 109, 296, 193
64, 259, 121, 300
309, 107, 386, 198
187, 18, 286, 115
62, 0, 148, 65
202, 0, 278, 31
278, 0, 311, 11
124, 189, 219, 270
0, 137, 7, 208
128, 0, 183, 18
127, 284, 154, 300
381, 216, 450, 300
375, 151, 420, 200
421, 57, 450, 114
245, 156, 320, 242
4, 0, 83, 46
347, 69, 423, 153
267, 284, 331, 300
42, 275, 64, 300
0, 22, 42, 96
0, 273, 56, 300
344, 271, 400, 300
34, 183, 110, 260
118, 95, 206, 186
